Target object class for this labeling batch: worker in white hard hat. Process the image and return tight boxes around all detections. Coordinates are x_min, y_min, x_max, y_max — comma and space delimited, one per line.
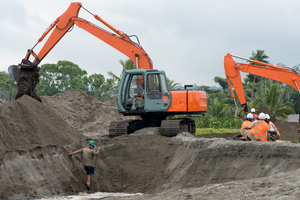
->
250, 108, 258, 120
265, 114, 280, 140
232, 113, 255, 140
243, 113, 270, 141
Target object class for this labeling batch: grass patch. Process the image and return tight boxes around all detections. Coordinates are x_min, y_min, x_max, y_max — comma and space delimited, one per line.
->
196, 128, 239, 136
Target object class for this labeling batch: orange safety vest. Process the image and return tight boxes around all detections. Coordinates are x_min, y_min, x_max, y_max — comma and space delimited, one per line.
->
240, 120, 252, 132
246, 120, 269, 141
239, 120, 252, 139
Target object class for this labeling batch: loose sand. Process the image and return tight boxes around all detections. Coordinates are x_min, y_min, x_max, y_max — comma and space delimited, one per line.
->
0, 89, 299, 200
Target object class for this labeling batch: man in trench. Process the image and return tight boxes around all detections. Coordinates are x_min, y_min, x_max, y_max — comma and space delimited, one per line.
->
68, 140, 100, 190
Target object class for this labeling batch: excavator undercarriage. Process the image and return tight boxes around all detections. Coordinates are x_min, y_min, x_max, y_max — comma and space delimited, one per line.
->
109, 117, 196, 138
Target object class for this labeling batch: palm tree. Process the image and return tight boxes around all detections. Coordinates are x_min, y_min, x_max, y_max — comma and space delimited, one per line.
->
105, 59, 137, 97
208, 98, 231, 119
248, 50, 269, 99
252, 83, 295, 119
167, 78, 180, 90
249, 50, 269, 64
108, 59, 136, 82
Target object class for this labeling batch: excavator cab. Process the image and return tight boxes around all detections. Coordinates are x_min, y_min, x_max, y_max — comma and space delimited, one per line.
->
116, 69, 171, 115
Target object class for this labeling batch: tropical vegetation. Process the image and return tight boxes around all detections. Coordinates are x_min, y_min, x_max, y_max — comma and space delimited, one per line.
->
0, 50, 299, 130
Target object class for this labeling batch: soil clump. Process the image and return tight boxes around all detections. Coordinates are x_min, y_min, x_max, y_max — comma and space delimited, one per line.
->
0, 89, 299, 200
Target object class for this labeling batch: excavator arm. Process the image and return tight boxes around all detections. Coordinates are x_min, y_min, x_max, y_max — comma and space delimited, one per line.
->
10, 2, 153, 102
24, 2, 152, 69
224, 53, 300, 113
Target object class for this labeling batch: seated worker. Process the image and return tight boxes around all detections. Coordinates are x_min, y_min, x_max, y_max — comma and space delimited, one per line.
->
243, 113, 270, 141
132, 76, 144, 110
265, 114, 280, 140
233, 113, 255, 140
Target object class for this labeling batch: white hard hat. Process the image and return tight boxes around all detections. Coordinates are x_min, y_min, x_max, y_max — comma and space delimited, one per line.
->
246, 113, 254, 120
251, 108, 255, 112
258, 113, 266, 120
265, 114, 270, 120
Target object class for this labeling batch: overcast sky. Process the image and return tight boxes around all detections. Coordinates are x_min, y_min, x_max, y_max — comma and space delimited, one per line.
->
1, 0, 300, 87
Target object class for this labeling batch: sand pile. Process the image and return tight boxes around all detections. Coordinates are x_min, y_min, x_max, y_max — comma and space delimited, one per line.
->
0, 90, 300, 200
41, 89, 133, 136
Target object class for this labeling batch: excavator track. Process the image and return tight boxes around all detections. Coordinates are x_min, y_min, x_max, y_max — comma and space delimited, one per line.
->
109, 119, 142, 138
109, 118, 196, 138
160, 118, 195, 137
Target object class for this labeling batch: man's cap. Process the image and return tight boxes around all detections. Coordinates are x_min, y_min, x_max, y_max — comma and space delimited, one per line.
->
89, 140, 95, 146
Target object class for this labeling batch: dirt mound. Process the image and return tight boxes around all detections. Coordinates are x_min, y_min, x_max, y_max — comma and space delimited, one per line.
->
0, 90, 300, 200
0, 95, 80, 152
257, 106, 300, 141
41, 90, 134, 136
0, 94, 83, 199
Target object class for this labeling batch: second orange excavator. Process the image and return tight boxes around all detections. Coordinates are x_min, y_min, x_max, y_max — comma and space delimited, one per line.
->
224, 53, 300, 114
9, 2, 207, 137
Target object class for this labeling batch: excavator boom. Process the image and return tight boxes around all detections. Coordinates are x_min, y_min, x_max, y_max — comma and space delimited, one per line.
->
224, 53, 300, 113
26, 2, 152, 69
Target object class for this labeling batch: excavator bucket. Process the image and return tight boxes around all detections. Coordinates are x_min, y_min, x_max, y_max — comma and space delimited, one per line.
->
9, 60, 42, 102
8, 65, 20, 84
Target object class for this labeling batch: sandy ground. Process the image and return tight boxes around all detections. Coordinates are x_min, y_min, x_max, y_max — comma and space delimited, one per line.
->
0, 89, 299, 200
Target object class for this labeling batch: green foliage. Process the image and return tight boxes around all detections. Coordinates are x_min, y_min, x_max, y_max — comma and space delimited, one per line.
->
167, 78, 180, 90
192, 115, 242, 129
208, 98, 230, 119
245, 49, 269, 84
107, 59, 137, 96
196, 85, 233, 106
291, 92, 300, 114
196, 128, 239, 135
193, 84, 242, 130
0, 71, 17, 100
85, 73, 106, 100
252, 82, 295, 119
37, 61, 89, 95
108, 59, 136, 82
213, 76, 228, 91
36, 60, 115, 101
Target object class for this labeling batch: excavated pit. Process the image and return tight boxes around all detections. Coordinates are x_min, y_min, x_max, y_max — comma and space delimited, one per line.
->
96, 135, 300, 193
0, 90, 299, 200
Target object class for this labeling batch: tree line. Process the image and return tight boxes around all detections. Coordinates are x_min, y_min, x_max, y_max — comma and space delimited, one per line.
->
0, 50, 299, 129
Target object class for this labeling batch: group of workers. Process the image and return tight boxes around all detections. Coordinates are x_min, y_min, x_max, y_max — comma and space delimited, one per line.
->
233, 108, 280, 142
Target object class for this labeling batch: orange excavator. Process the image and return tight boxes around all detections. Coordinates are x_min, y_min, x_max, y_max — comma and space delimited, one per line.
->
9, 2, 207, 137
224, 53, 300, 114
